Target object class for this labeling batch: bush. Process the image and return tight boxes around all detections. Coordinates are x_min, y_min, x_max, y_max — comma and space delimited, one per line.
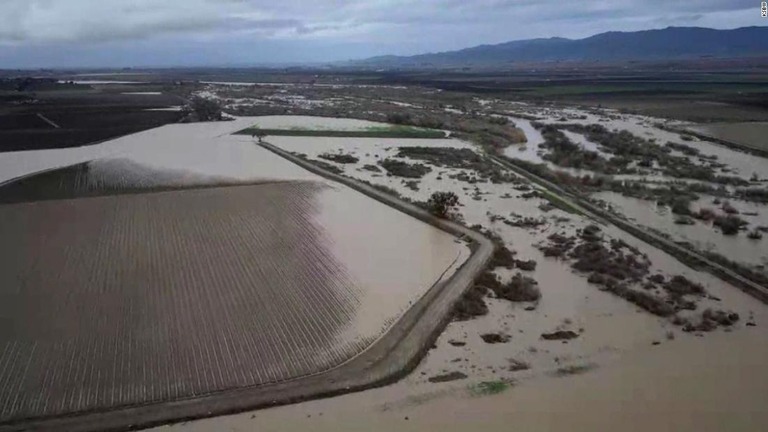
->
664, 275, 705, 297
454, 285, 489, 321
713, 214, 747, 235
514, 259, 537, 271
427, 191, 459, 218
379, 158, 432, 178
318, 153, 359, 164
670, 197, 692, 215
387, 112, 413, 125
183, 97, 223, 122
693, 207, 716, 221
493, 273, 541, 302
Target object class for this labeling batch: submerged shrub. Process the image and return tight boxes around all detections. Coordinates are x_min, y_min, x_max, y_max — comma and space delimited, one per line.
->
427, 191, 460, 218
454, 285, 489, 321
713, 214, 747, 235
318, 153, 359, 164
379, 158, 432, 178
493, 273, 541, 302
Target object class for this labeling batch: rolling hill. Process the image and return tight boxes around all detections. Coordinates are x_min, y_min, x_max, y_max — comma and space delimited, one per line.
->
358, 26, 768, 68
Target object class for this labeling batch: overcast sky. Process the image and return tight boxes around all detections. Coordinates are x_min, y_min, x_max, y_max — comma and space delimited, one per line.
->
0, 0, 764, 68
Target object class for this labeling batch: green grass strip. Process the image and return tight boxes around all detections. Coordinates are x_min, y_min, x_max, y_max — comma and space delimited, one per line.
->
234, 127, 445, 139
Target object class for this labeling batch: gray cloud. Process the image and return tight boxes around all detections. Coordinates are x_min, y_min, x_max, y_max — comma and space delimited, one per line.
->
0, 0, 764, 67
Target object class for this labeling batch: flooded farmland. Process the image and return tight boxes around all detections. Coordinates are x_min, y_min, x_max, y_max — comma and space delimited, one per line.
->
2, 97, 768, 429
686, 122, 768, 153
237, 111, 768, 432
0, 119, 469, 422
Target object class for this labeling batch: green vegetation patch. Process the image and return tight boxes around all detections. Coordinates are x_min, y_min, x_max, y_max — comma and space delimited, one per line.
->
469, 380, 511, 396
235, 125, 445, 139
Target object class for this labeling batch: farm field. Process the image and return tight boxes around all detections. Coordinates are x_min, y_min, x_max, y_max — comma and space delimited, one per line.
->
0, 118, 470, 424
3, 69, 768, 430
205, 111, 767, 432
685, 121, 768, 153
0, 79, 184, 153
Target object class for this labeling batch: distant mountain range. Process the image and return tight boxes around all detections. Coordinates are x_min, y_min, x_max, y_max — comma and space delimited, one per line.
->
357, 26, 768, 68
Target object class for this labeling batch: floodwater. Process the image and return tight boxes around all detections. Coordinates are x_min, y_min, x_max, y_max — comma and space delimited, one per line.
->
159, 113, 768, 432
501, 107, 768, 182
503, 117, 545, 162
501, 117, 603, 178
0, 158, 252, 204
155, 328, 768, 432
0, 118, 310, 185
266, 119, 768, 377
0, 116, 469, 422
245, 115, 391, 131
687, 122, 768, 154
593, 191, 768, 268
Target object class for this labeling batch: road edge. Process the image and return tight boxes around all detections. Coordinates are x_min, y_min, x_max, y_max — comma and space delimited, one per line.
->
0, 142, 493, 432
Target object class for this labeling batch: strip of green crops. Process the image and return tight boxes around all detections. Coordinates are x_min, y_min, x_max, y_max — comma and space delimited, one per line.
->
234, 127, 445, 139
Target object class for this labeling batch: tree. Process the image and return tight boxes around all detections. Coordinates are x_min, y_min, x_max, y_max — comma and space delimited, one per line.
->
183, 97, 223, 122
251, 128, 267, 143
427, 191, 460, 218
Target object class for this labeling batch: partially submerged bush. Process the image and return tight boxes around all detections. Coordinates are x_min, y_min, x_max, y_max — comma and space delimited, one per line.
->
541, 330, 579, 340
663, 275, 705, 297
318, 153, 359, 164
379, 158, 432, 178
514, 259, 537, 271
608, 284, 676, 317
480, 333, 511, 344
693, 207, 716, 221
454, 285, 489, 321
182, 97, 224, 122
396, 146, 514, 184
493, 273, 541, 302
721, 201, 739, 214
427, 191, 459, 218
713, 214, 747, 235
670, 197, 692, 216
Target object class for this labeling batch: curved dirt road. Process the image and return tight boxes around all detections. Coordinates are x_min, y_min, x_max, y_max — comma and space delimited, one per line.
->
1, 143, 493, 432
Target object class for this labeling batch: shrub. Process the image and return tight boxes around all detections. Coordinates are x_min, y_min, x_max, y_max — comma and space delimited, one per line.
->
664, 275, 705, 297
480, 333, 511, 344
454, 285, 489, 321
427, 191, 459, 218
670, 197, 692, 215
387, 112, 413, 125
514, 259, 537, 271
693, 207, 716, 221
379, 158, 432, 178
183, 97, 223, 122
713, 215, 747, 235
493, 273, 541, 302
318, 153, 359, 164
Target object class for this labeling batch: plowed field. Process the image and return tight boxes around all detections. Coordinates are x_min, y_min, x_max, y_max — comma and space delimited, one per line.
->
0, 180, 466, 422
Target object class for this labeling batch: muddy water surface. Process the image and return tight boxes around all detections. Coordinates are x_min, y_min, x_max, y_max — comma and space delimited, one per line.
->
593, 191, 768, 268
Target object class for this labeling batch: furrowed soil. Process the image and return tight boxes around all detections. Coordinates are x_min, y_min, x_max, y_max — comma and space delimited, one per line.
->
0, 118, 470, 424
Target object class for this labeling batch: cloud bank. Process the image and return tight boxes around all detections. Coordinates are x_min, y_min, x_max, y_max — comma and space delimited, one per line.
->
0, 0, 763, 67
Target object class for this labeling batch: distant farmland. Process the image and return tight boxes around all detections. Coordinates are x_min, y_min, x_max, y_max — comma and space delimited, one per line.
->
0, 179, 466, 423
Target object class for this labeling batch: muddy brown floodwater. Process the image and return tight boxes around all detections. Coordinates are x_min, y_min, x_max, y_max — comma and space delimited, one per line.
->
151, 327, 768, 432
